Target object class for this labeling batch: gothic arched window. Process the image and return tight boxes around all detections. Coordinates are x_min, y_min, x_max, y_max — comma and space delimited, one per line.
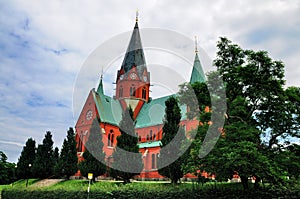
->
108, 130, 114, 147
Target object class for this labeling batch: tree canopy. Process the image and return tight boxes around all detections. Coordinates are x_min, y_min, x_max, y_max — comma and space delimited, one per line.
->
110, 107, 143, 184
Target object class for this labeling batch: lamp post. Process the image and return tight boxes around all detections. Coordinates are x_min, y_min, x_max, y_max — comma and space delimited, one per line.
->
26, 163, 32, 187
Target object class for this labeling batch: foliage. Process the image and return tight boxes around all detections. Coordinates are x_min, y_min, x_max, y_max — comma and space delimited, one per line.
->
2, 180, 300, 199
54, 128, 78, 179
31, 131, 55, 178
0, 151, 15, 184
111, 107, 143, 184
157, 96, 186, 184
179, 37, 300, 189
78, 119, 106, 181
16, 138, 36, 179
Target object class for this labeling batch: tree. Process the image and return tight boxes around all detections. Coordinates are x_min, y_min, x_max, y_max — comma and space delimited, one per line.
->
211, 37, 292, 188
78, 119, 106, 181
157, 96, 186, 184
0, 151, 15, 184
16, 138, 36, 179
110, 107, 143, 184
55, 128, 78, 179
32, 131, 55, 178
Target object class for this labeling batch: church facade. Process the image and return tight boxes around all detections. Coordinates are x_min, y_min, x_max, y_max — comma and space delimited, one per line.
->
75, 16, 206, 180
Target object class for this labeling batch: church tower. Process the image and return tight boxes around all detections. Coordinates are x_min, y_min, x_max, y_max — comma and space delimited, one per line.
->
115, 12, 150, 118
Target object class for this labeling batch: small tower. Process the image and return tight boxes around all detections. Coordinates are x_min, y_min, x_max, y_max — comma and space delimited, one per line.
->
115, 12, 150, 117
190, 36, 205, 84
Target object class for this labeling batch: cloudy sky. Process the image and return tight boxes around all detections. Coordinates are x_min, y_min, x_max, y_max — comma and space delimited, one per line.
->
1, 0, 299, 162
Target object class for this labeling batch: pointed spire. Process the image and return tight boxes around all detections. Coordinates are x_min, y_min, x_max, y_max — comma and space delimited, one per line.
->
120, 11, 146, 79
190, 38, 206, 84
97, 73, 104, 94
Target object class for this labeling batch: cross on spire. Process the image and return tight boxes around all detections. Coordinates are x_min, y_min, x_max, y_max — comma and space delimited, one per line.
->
136, 9, 139, 22
194, 36, 198, 53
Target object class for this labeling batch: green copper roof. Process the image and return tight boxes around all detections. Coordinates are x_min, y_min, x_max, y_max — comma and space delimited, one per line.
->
138, 140, 162, 148
92, 89, 123, 126
121, 21, 147, 79
190, 53, 206, 84
135, 95, 187, 129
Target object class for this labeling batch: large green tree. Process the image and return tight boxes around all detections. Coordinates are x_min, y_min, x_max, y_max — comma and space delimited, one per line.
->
55, 127, 78, 179
157, 96, 186, 184
211, 37, 296, 188
32, 131, 55, 178
78, 119, 106, 181
180, 37, 298, 189
110, 107, 143, 184
16, 138, 36, 179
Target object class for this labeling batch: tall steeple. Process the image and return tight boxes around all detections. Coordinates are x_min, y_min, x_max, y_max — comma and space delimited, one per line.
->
115, 12, 150, 115
190, 36, 205, 84
119, 10, 147, 80
97, 74, 104, 94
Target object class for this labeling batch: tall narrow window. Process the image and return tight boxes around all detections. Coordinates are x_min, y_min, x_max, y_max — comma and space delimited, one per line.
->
130, 85, 136, 96
151, 154, 156, 169
108, 130, 114, 147
119, 87, 123, 97
146, 134, 149, 141
150, 130, 153, 141
142, 87, 146, 99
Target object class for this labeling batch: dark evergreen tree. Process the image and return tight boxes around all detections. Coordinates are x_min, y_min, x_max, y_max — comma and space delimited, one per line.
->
157, 96, 186, 184
110, 107, 143, 184
16, 138, 36, 179
0, 151, 15, 184
53, 147, 59, 163
78, 119, 106, 181
55, 128, 78, 179
32, 131, 55, 178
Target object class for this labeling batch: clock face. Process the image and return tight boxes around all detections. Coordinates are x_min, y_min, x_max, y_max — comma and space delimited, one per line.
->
86, 110, 93, 121
143, 75, 147, 82
120, 74, 124, 80
130, 73, 137, 80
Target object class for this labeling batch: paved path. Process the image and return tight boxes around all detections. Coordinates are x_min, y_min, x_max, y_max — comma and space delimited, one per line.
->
31, 179, 64, 188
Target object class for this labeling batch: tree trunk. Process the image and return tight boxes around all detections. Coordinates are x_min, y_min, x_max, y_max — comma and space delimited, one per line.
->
240, 176, 249, 190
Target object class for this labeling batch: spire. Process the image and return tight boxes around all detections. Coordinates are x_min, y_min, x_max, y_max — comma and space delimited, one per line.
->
190, 38, 206, 84
97, 73, 104, 94
194, 36, 198, 53
136, 9, 139, 22
120, 12, 146, 79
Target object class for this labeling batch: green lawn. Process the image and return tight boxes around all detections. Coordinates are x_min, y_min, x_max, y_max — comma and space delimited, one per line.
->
1, 179, 299, 199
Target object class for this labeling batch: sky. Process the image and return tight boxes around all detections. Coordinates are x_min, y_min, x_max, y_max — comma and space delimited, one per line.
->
0, 0, 299, 162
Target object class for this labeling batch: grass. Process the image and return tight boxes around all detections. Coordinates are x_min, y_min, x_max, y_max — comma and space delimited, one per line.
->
1, 179, 299, 199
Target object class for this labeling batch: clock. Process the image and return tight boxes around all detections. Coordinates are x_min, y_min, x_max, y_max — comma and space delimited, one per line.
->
120, 74, 124, 80
86, 110, 93, 121
130, 73, 137, 80
143, 75, 147, 82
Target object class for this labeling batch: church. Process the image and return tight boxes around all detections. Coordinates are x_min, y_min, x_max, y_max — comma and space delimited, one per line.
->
75, 15, 206, 180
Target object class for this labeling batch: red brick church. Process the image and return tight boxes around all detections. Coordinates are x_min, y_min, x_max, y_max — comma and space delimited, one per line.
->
75, 15, 206, 180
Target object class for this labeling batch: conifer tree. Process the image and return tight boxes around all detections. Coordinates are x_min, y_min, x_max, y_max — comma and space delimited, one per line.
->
16, 138, 36, 179
157, 96, 185, 184
78, 119, 106, 181
55, 128, 78, 179
111, 107, 143, 184
32, 131, 55, 178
